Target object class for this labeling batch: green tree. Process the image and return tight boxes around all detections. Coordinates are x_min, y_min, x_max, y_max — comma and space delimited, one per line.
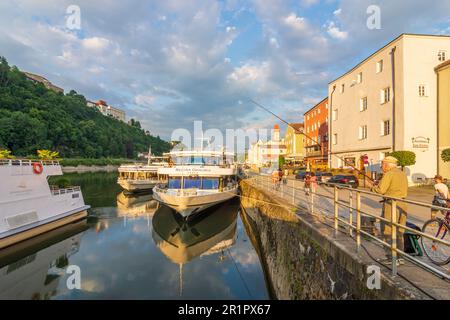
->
278, 155, 286, 169
389, 151, 416, 171
0, 57, 171, 158
442, 148, 450, 163
0, 149, 14, 159
37, 149, 59, 160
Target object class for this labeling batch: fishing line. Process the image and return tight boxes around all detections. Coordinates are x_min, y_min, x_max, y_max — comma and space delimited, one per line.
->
248, 98, 377, 183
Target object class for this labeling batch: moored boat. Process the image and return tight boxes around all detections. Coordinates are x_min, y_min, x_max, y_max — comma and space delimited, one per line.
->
117, 156, 169, 193
152, 150, 238, 218
0, 159, 90, 250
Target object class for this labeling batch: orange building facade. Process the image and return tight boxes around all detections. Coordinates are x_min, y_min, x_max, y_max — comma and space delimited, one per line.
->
304, 98, 329, 168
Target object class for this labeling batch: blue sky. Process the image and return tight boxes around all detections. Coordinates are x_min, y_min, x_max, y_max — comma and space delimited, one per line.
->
1, 0, 449, 140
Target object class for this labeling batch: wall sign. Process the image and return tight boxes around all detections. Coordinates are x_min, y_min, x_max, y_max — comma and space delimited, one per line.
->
412, 137, 430, 151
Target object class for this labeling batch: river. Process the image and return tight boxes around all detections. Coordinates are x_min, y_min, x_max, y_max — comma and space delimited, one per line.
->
0, 172, 271, 300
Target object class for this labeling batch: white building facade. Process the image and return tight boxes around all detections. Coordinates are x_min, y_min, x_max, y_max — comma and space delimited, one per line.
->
247, 125, 287, 167
329, 34, 450, 183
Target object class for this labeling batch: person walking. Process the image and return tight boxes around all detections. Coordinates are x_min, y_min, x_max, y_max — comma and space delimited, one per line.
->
310, 172, 317, 195
271, 169, 280, 190
371, 156, 408, 266
431, 175, 449, 219
304, 173, 311, 195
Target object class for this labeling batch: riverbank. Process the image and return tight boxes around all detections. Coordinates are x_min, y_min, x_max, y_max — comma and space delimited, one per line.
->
62, 165, 120, 173
239, 177, 450, 300
60, 158, 136, 173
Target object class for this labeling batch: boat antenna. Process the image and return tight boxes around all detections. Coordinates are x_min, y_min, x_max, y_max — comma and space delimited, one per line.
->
148, 145, 152, 166
248, 99, 375, 182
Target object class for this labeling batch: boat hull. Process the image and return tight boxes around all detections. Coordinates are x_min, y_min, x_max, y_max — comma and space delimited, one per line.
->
0, 209, 88, 250
118, 179, 159, 192
152, 187, 238, 218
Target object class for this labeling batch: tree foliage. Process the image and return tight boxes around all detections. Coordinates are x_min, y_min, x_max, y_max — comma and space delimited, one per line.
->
389, 151, 416, 170
441, 148, 450, 163
37, 149, 59, 160
0, 149, 14, 159
0, 57, 171, 158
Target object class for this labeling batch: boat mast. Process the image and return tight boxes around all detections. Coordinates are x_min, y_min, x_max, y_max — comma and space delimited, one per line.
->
147, 145, 152, 166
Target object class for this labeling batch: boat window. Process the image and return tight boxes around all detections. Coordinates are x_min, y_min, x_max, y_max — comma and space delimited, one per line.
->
168, 177, 182, 189
184, 177, 201, 189
202, 178, 219, 189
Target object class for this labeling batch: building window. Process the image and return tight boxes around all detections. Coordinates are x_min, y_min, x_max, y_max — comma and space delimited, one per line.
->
318, 108, 321, 114
438, 51, 447, 62
332, 109, 338, 121
333, 134, 338, 145
326, 103, 329, 109
341, 84, 345, 93
376, 60, 383, 73
359, 125, 368, 140
357, 72, 362, 84
381, 120, 390, 136
380, 87, 390, 104
360, 97, 368, 112
419, 84, 428, 97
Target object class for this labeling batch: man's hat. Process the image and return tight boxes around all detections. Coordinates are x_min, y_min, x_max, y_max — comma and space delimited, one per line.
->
382, 156, 398, 164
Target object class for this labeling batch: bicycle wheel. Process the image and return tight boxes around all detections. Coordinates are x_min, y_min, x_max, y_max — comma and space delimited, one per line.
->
421, 219, 450, 266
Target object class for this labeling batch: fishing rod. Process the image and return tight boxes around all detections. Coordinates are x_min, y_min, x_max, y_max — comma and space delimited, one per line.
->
249, 98, 376, 182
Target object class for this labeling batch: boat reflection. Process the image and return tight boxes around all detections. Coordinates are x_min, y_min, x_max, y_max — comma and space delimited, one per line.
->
116, 191, 160, 217
0, 220, 88, 300
152, 198, 239, 295
152, 198, 239, 264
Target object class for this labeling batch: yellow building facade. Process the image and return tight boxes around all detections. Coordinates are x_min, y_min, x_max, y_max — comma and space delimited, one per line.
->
284, 123, 305, 165
437, 60, 450, 178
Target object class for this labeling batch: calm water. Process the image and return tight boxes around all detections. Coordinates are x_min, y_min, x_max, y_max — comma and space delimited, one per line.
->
0, 172, 270, 300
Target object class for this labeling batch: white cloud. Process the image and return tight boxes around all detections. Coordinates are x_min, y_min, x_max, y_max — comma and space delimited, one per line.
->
326, 21, 348, 40
283, 13, 307, 32
134, 94, 155, 106
82, 37, 112, 52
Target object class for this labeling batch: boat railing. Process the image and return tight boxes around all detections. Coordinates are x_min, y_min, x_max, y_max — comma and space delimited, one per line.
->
154, 183, 237, 195
0, 159, 60, 166
51, 186, 81, 196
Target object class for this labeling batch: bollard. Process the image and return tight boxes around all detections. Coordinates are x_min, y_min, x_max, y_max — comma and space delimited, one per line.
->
292, 179, 295, 205
356, 192, 361, 253
334, 186, 339, 234
391, 200, 398, 276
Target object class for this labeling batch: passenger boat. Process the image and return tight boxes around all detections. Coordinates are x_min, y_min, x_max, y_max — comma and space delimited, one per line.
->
117, 155, 169, 193
0, 159, 90, 250
152, 150, 238, 218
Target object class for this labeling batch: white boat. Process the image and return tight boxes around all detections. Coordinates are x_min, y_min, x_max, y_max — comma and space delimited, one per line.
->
152, 150, 239, 218
117, 156, 169, 193
0, 159, 90, 250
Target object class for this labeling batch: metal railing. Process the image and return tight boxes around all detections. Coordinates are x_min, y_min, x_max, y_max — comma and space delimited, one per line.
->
51, 186, 81, 196
245, 173, 450, 280
0, 159, 60, 166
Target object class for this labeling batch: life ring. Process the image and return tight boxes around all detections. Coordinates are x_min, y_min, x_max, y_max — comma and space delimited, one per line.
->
33, 162, 43, 174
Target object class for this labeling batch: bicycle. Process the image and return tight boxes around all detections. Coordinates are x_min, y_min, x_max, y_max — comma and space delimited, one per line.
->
421, 206, 450, 266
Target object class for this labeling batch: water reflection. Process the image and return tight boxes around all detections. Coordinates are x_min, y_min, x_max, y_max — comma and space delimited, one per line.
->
152, 199, 239, 295
0, 172, 269, 299
0, 220, 88, 300
116, 191, 160, 217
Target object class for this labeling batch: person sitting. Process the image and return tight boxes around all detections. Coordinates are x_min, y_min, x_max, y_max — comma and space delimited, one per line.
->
431, 175, 449, 219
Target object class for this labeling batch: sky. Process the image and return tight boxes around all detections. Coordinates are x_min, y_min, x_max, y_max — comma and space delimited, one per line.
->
1, 0, 450, 141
